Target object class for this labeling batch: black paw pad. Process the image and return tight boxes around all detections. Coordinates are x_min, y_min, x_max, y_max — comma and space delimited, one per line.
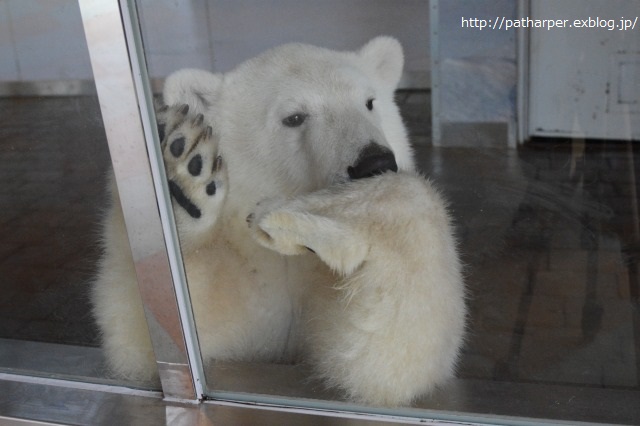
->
206, 180, 216, 196
170, 137, 185, 157
157, 123, 166, 142
188, 154, 203, 176
169, 180, 201, 219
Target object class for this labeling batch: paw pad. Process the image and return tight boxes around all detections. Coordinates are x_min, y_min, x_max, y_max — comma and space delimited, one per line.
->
156, 102, 227, 231
169, 180, 201, 219
158, 124, 166, 141
170, 137, 185, 157
188, 154, 203, 176
206, 181, 217, 196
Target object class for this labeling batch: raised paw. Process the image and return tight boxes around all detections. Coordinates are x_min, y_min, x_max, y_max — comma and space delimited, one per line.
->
247, 198, 368, 275
157, 103, 227, 247
246, 198, 309, 256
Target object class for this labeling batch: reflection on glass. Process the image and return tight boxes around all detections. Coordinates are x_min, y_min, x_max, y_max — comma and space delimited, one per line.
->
433, 1, 640, 398
134, 0, 638, 423
0, 1, 155, 387
135, 0, 460, 407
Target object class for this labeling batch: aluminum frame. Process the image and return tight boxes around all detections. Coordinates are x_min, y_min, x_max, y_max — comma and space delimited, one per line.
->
429, 0, 442, 146
78, 0, 204, 400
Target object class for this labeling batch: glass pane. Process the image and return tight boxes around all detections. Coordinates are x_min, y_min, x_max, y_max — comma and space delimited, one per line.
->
0, 0, 158, 389
133, 0, 639, 423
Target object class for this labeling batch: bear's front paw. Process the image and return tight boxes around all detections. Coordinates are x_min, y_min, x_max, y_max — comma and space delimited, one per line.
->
157, 103, 228, 245
247, 198, 368, 275
247, 199, 310, 256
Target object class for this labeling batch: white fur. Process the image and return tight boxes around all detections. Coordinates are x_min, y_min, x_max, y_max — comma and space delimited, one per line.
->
250, 172, 465, 406
93, 37, 466, 406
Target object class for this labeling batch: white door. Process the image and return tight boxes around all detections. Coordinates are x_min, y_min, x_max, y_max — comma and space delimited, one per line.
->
527, 0, 639, 140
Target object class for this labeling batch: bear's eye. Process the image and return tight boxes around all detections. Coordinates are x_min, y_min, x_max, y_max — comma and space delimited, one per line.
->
366, 98, 375, 111
282, 113, 307, 128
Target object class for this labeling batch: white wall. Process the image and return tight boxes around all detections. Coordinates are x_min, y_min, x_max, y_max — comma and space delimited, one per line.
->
430, 0, 518, 146
1, 0, 430, 86
528, 0, 640, 141
0, 0, 93, 81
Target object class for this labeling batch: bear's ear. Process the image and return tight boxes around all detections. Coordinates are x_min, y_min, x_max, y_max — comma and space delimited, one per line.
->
359, 36, 404, 88
163, 69, 222, 115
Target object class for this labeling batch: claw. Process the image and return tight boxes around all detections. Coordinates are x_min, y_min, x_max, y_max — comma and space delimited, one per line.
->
154, 98, 168, 113
192, 113, 204, 127
213, 155, 223, 172
178, 104, 190, 115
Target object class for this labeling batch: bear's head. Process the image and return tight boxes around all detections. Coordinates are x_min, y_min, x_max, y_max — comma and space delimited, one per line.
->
163, 36, 414, 210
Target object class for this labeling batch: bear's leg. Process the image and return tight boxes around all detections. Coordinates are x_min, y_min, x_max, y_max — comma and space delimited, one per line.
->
93, 264, 157, 381
156, 104, 228, 250
248, 174, 465, 407
247, 196, 369, 276
93, 179, 158, 381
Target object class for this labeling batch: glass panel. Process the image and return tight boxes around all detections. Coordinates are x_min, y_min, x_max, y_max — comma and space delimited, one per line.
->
133, 0, 639, 423
78, 0, 206, 397
0, 0, 158, 389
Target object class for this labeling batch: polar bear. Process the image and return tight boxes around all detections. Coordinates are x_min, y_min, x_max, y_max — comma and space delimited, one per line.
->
92, 36, 466, 406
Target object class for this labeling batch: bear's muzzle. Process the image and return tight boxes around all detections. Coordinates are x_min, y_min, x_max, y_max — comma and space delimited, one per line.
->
348, 142, 398, 180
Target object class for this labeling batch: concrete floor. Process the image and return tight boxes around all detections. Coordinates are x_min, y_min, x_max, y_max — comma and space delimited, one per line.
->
0, 93, 638, 391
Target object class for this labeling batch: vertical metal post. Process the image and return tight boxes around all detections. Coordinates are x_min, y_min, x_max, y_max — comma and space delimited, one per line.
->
516, 0, 531, 145
78, 0, 204, 400
430, 0, 442, 146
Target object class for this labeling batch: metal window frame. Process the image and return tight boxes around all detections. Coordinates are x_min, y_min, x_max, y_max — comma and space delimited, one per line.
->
429, 0, 442, 146
516, 0, 530, 145
78, 0, 204, 400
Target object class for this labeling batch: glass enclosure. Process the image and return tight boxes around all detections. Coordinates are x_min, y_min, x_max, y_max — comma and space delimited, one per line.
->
0, 0, 142, 386
0, 0, 638, 424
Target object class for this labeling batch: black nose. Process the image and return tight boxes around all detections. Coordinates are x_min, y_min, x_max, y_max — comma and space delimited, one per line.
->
348, 142, 398, 180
